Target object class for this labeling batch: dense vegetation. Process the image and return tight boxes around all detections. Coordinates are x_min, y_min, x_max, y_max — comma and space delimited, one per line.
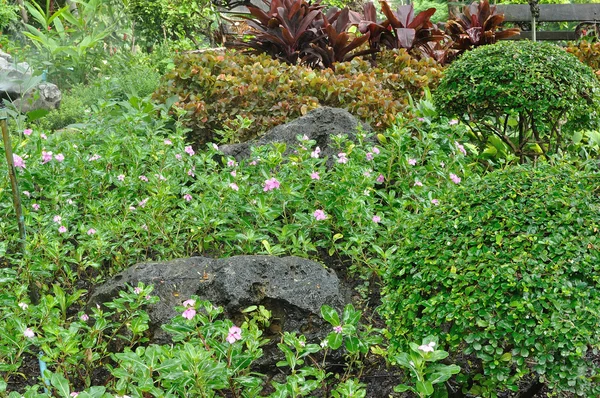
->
2, 0, 600, 396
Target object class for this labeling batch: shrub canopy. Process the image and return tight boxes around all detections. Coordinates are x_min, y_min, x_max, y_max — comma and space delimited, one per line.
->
434, 41, 600, 160
382, 163, 600, 396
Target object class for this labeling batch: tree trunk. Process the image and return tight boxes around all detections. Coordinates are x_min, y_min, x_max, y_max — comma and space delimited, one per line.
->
15, 0, 28, 24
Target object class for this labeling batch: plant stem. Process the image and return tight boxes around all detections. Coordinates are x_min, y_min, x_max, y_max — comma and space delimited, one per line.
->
0, 113, 26, 253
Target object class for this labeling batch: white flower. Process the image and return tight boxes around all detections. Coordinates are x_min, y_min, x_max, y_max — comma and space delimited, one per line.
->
418, 341, 436, 353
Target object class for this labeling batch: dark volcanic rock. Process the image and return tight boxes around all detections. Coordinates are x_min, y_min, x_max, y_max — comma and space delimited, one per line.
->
89, 255, 350, 343
220, 107, 372, 166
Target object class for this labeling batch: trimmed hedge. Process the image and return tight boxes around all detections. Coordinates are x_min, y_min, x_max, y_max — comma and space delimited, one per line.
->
154, 49, 443, 145
382, 163, 600, 396
434, 41, 600, 159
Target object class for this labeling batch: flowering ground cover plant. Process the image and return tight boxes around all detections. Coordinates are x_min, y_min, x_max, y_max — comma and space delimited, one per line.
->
0, 94, 472, 396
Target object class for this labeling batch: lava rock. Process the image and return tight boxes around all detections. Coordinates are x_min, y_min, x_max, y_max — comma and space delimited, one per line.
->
220, 106, 372, 166
88, 255, 350, 343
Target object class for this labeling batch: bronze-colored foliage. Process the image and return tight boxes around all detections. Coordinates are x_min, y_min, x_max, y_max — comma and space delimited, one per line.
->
445, 0, 520, 54
153, 50, 443, 145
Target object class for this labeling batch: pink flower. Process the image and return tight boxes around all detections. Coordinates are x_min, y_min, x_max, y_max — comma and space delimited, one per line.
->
455, 141, 467, 156
54, 153, 64, 162
40, 133, 47, 140
418, 342, 436, 353
184, 146, 195, 156
366, 152, 373, 161
134, 287, 142, 294
249, 160, 258, 166
23, 328, 35, 338
418, 117, 425, 122
41, 151, 53, 164
23, 191, 30, 197
337, 153, 348, 164
182, 307, 196, 320
408, 158, 417, 166
182, 299, 196, 308
212, 143, 219, 150
187, 168, 195, 177
155, 174, 166, 181
227, 326, 242, 344
23, 128, 33, 136
449, 119, 459, 125
70, 392, 79, 397
183, 194, 192, 202
164, 139, 172, 145
263, 178, 281, 192
313, 209, 327, 221
53, 215, 62, 223
138, 198, 149, 208
175, 153, 182, 160
87, 228, 96, 235
117, 174, 125, 181
58, 225, 67, 233
333, 325, 342, 334
13, 154, 25, 169
227, 159, 237, 167
18, 302, 28, 310
230, 170, 237, 177
139, 175, 148, 182
310, 172, 320, 180
372, 146, 380, 155
414, 180, 423, 187
301, 134, 309, 141
80, 314, 89, 321
230, 183, 239, 191
88, 154, 101, 161
431, 199, 439, 206
450, 173, 461, 184
440, 161, 445, 168
311, 147, 321, 158
32, 203, 40, 211
129, 206, 136, 211
372, 215, 381, 223
376, 174, 385, 183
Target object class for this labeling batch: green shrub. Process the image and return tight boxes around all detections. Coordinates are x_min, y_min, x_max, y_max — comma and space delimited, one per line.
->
38, 62, 160, 130
381, 163, 600, 396
434, 41, 600, 162
0, 0, 17, 32
154, 49, 443, 145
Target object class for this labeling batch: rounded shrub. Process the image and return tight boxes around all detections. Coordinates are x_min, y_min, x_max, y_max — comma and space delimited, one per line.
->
381, 163, 600, 396
434, 41, 600, 161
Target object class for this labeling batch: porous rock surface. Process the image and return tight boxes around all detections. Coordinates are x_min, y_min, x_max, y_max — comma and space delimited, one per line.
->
89, 255, 349, 343
220, 106, 372, 165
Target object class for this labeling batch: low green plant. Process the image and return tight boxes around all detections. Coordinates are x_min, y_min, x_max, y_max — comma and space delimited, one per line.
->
391, 336, 461, 397
382, 163, 600, 396
434, 40, 600, 162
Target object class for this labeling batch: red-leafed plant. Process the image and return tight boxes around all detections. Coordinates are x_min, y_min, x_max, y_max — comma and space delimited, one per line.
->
303, 8, 376, 69
378, 2, 445, 53
235, 0, 325, 65
445, 0, 520, 54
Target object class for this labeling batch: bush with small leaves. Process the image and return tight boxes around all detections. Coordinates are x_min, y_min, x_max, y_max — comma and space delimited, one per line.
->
434, 41, 600, 162
381, 163, 600, 396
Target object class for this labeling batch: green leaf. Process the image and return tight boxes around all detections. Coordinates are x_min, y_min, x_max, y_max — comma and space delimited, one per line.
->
416, 380, 434, 396
320, 305, 340, 326
50, 372, 70, 397
328, 331, 343, 350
